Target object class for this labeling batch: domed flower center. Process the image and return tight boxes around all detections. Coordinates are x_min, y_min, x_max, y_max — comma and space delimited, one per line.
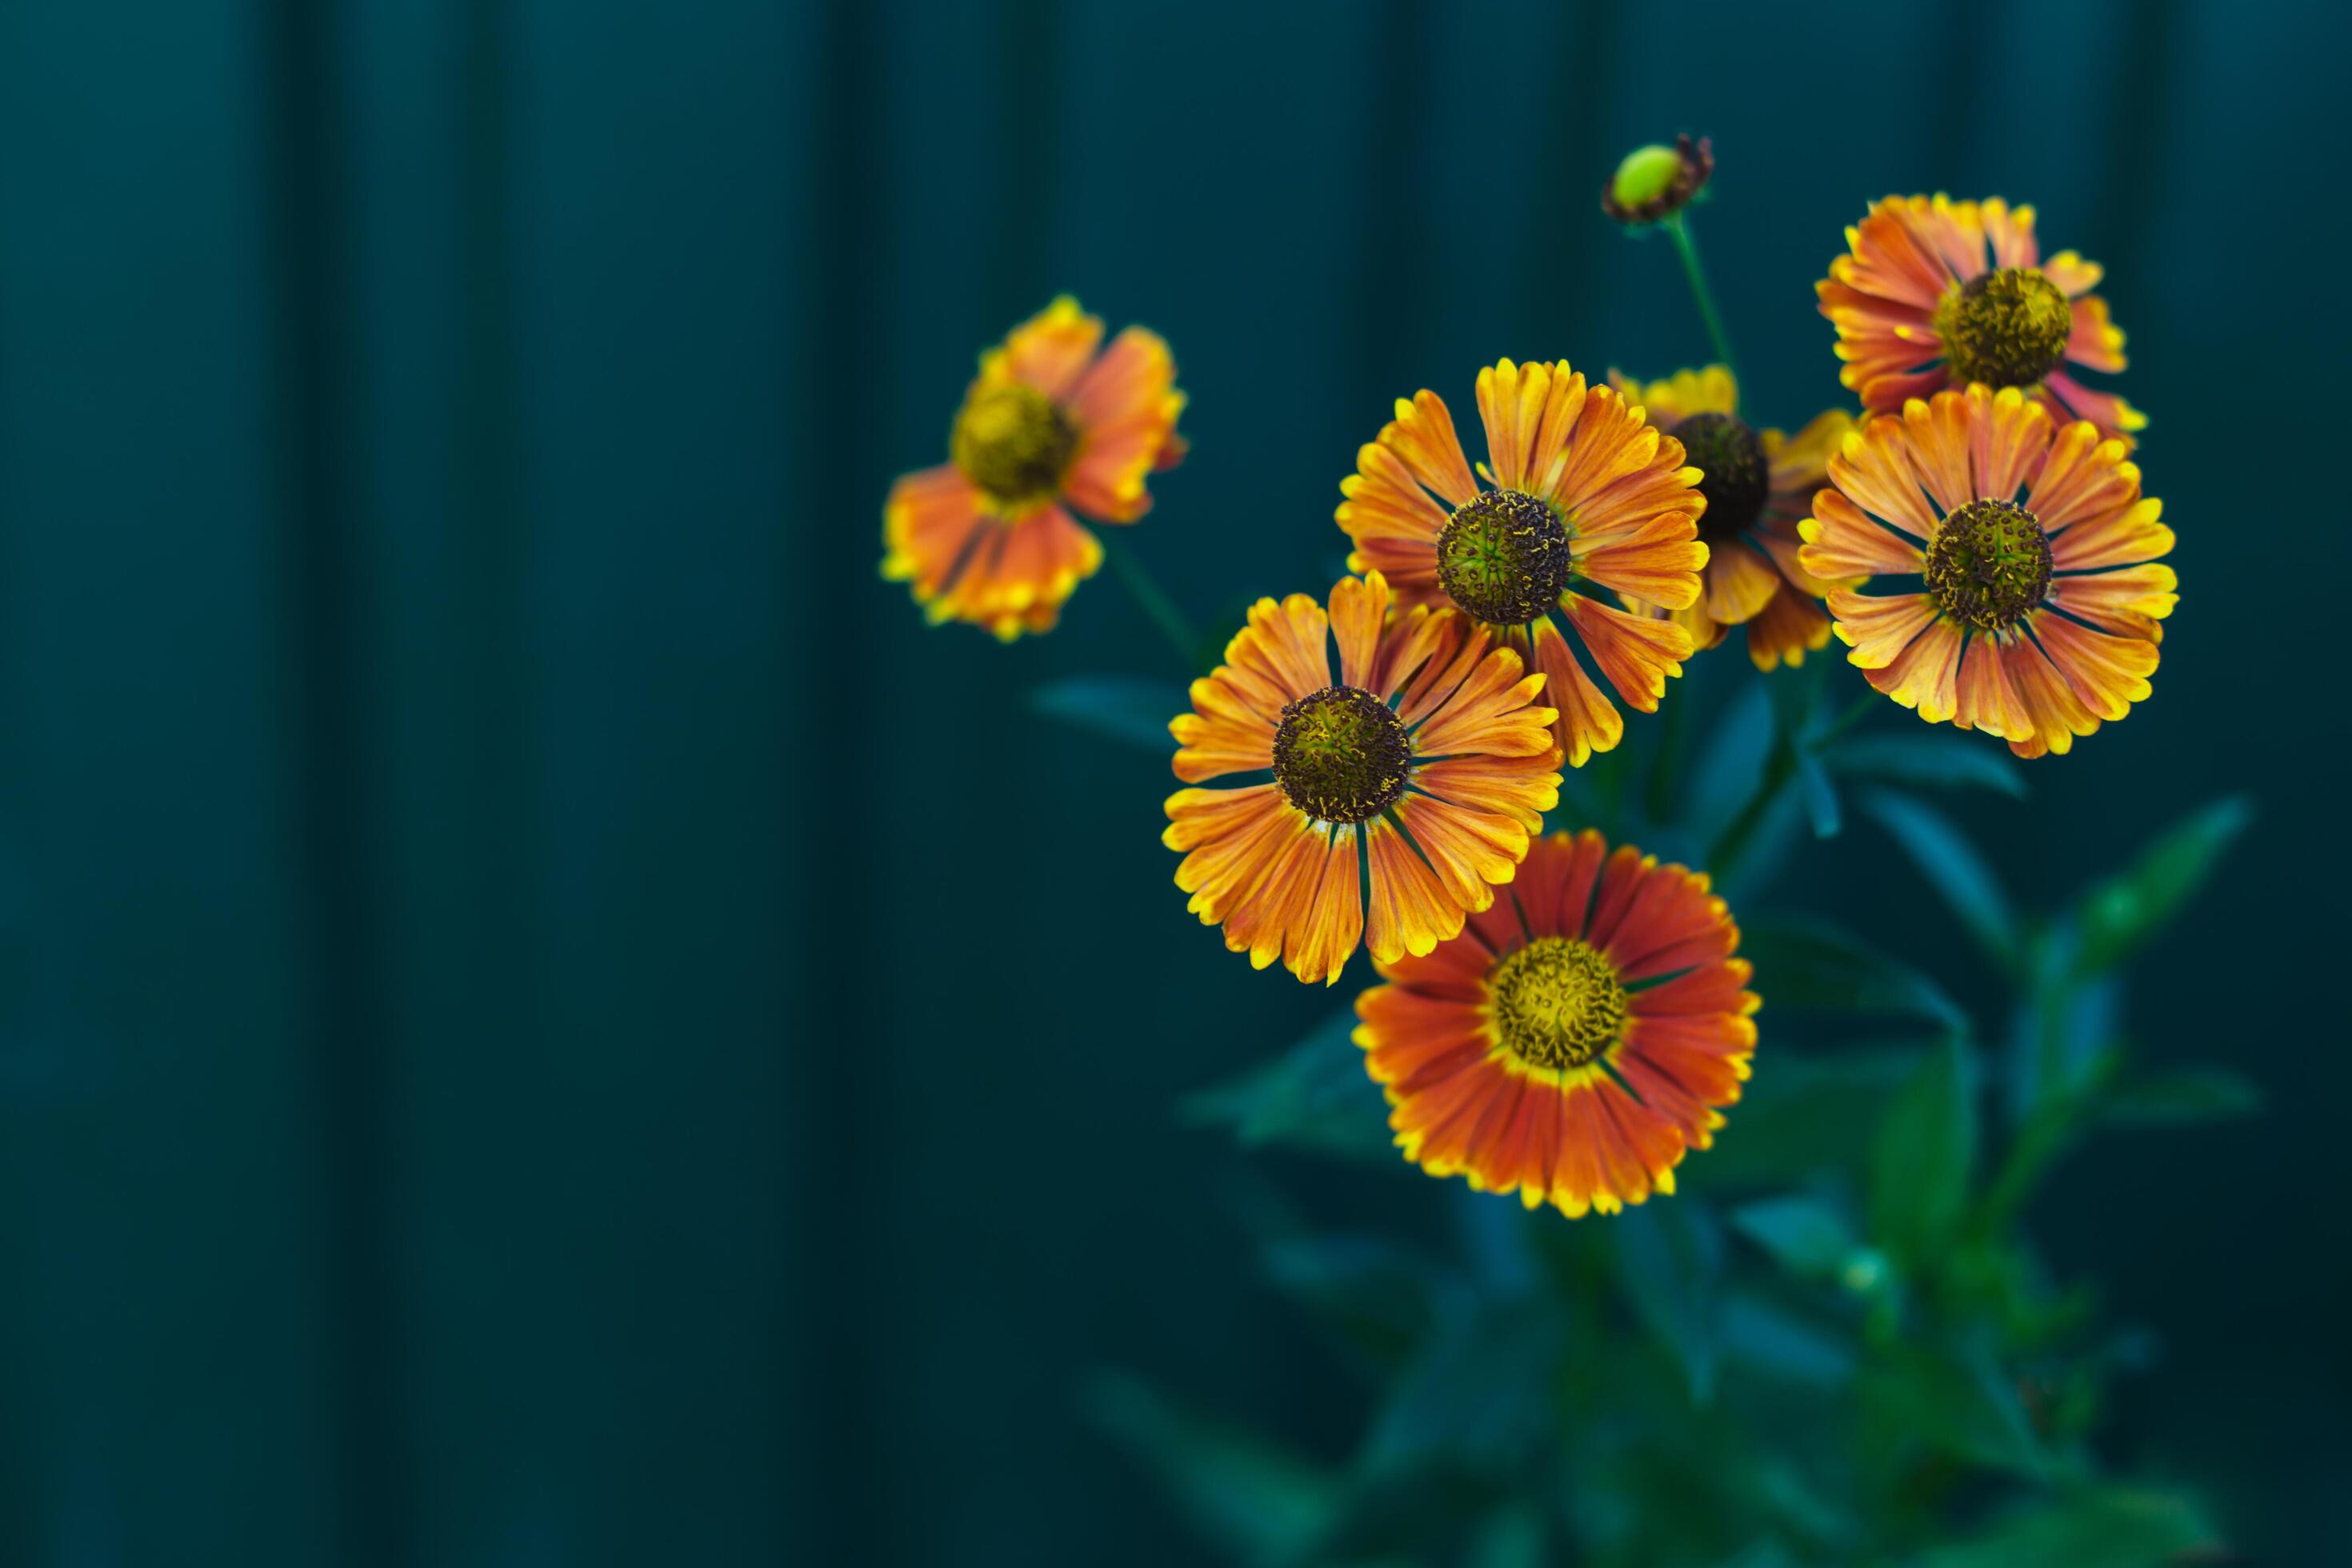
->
1674, 411, 1769, 542
1924, 498, 2053, 633
1435, 488, 1574, 626
952, 383, 1078, 506
1270, 685, 1410, 825
1933, 266, 2072, 389
1490, 937, 1627, 1070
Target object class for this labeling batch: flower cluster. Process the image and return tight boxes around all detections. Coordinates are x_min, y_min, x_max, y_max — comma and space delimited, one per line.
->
878, 160, 2175, 1218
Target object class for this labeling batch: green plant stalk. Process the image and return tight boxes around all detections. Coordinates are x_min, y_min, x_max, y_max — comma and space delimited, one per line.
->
1662, 212, 1737, 379
1101, 532, 1202, 671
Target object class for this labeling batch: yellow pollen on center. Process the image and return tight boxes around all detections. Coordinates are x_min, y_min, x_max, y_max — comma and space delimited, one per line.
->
1488, 936, 1628, 1071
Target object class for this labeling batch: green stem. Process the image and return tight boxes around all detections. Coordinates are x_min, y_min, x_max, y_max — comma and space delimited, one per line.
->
1099, 533, 1200, 671
1662, 213, 1736, 378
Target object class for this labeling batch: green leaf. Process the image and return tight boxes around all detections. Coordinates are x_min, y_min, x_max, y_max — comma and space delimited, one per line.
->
1738, 914, 1968, 1030
1029, 674, 1187, 752
1730, 1194, 1857, 1278
1862, 1338, 2043, 1477
1180, 1007, 1396, 1163
1826, 733, 2026, 797
1261, 1233, 1449, 1359
1868, 1035, 1977, 1264
1794, 750, 1842, 838
2099, 1065, 2263, 1127
1611, 1198, 1724, 1402
1364, 1300, 1562, 1472
1699, 1046, 1921, 1186
1857, 789, 2020, 972
1082, 1369, 1338, 1562
1916, 1487, 2222, 1568
2074, 795, 2254, 974
1718, 1290, 1857, 1389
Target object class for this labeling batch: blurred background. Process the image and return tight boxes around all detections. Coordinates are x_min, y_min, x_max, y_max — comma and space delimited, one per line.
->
0, 0, 2342, 1562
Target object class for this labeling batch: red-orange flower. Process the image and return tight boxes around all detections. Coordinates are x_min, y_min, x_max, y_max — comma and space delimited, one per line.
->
1609, 365, 1856, 670
1356, 830, 1756, 1216
1797, 385, 2176, 759
1165, 573, 1562, 986
882, 296, 1186, 639
1818, 195, 2142, 442
1336, 358, 1707, 768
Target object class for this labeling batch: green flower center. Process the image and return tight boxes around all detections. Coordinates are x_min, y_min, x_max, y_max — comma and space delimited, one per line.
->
1923, 498, 2053, 633
952, 383, 1078, 506
1490, 937, 1627, 1070
1435, 488, 1574, 626
1674, 411, 1769, 542
1933, 266, 2072, 389
1270, 686, 1410, 825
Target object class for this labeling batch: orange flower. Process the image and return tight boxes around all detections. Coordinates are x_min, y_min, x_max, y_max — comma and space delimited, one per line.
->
1797, 385, 2176, 759
1356, 830, 1756, 1216
1608, 366, 1857, 670
1818, 195, 2142, 442
1335, 358, 1707, 768
882, 296, 1186, 639
1165, 573, 1562, 986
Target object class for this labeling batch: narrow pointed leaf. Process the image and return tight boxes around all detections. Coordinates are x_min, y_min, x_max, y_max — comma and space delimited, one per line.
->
1868, 1035, 1977, 1264
1730, 1193, 1858, 1277
1082, 1370, 1338, 1560
1030, 674, 1190, 752
1180, 1006, 1396, 1163
1612, 1198, 1724, 1402
2074, 796, 2254, 974
1827, 733, 2027, 797
1916, 1487, 2221, 1568
1738, 914, 1967, 1030
1858, 789, 2020, 971
2098, 1065, 2263, 1127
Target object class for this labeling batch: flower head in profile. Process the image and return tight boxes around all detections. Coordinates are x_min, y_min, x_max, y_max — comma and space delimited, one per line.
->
1819, 195, 2141, 442
1356, 830, 1755, 1216
1165, 573, 1562, 986
1609, 366, 1856, 670
1335, 358, 1707, 768
1797, 385, 2175, 758
882, 296, 1186, 639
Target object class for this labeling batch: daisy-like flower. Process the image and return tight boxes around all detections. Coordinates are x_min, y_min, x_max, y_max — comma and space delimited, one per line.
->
882, 296, 1186, 639
1797, 384, 2176, 759
1818, 195, 2142, 442
1356, 830, 1756, 1216
1608, 365, 1857, 670
1335, 358, 1707, 768
1164, 572, 1562, 986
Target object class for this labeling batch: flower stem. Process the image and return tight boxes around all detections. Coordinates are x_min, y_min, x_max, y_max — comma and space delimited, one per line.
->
1099, 533, 1200, 670
1662, 213, 1737, 378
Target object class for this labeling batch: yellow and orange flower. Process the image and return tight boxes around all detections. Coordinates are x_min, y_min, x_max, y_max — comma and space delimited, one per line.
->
1356, 830, 1756, 1216
882, 296, 1186, 639
1818, 195, 2142, 442
1608, 365, 1857, 670
1797, 385, 2176, 759
1336, 358, 1708, 768
1165, 572, 1562, 986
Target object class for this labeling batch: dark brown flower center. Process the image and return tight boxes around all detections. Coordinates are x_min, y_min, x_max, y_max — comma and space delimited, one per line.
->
952, 383, 1078, 505
1923, 498, 2053, 632
1270, 685, 1410, 825
1674, 411, 1769, 542
1490, 937, 1627, 1070
1435, 488, 1574, 626
1934, 266, 2072, 389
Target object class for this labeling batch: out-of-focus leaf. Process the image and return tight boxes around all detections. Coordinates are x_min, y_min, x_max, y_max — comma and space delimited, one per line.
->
1915, 1486, 2221, 1568
1699, 1046, 1921, 1186
1464, 1504, 1549, 1568
1739, 914, 1968, 1030
1794, 750, 1841, 838
1718, 1290, 1857, 1389
1261, 1233, 1450, 1360
1082, 1369, 1338, 1562
1730, 1194, 1857, 1278
1180, 1007, 1395, 1163
1687, 681, 1776, 839
1029, 674, 1188, 752
1612, 1198, 1725, 1403
1858, 789, 2021, 972
1363, 1301, 1562, 1472
2073, 795, 2254, 974
2098, 1065, 2263, 1127
1862, 1338, 2042, 1477
1826, 732, 2027, 797
2007, 930, 2122, 1119
1868, 1035, 1976, 1265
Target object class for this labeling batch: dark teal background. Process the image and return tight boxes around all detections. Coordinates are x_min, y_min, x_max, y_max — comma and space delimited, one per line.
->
0, 0, 2340, 1562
